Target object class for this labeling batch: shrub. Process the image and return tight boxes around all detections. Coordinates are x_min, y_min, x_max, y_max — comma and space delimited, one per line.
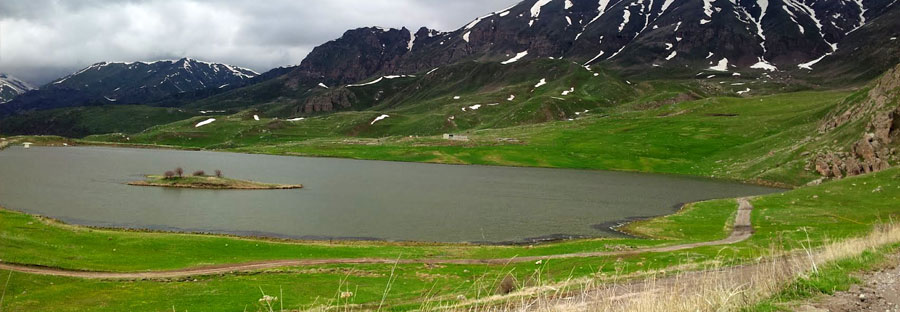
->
215, 170, 223, 178
164, 171, 175, 179
497, 274, 518, 294
193, 170, 205, 177
175, 167, 184, 177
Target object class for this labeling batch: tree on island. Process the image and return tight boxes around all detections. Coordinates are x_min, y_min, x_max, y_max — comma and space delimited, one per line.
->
193, 170, 205, 177
175, 167, 184, 178
164, 171, 176, 180
215, 170, 223, 178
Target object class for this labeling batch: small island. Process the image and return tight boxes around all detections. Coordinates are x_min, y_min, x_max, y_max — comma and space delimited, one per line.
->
128, 168, 302, 190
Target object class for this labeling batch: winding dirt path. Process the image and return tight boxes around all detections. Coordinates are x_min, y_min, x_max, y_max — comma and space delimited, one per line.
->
0, 199, 755, 280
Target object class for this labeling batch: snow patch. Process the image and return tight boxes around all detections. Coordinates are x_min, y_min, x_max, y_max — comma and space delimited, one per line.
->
347, 77, 384, 87
737, 88, 751, 95
426, 68, 439, 75
370, 114, 390, 125
253, 115, 260, 121
195, 118, 216, 128
501, 51, 529, 64
798, 53, 831, 70
660, 0, 677, 14
346, 75, 414, 87
530, 0, 553, 18
507, 94, 516, 101
618, 9, 631, 32
708, 58, 729, 71
318, 83, 329, 89
665, 51, 678, 61
287, 117, 305, 122
561, 87, 575, 96
534, 78, 547, 88
702, 0, 715, 17
750, 58, 778, 71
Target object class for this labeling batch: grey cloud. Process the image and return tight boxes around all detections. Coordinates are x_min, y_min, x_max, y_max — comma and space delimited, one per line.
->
0, 0, 519, 85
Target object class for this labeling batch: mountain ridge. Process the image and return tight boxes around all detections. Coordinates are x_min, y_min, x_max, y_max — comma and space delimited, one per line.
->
0, 73, 35, 103
1, 58, 259, 116
202, 0, 899, 115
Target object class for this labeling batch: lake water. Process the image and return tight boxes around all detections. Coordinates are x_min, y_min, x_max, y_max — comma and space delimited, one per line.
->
0, 146, 781, 243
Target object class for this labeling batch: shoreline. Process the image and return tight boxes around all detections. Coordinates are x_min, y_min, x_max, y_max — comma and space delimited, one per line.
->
30, 136, 794, 189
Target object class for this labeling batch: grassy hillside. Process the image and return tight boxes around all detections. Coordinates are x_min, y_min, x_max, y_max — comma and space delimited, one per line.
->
0, 105, 197, 138
86, 90, 849, 186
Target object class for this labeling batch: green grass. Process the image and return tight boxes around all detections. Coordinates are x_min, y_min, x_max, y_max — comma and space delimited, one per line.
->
3, 66, 897, 310
2, 167, 899, 311
0, 105, 198, 138
747, 244, 900, 312
87, 90, 849, 186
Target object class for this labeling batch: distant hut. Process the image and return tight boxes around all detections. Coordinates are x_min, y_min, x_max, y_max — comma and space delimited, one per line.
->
442, 134, 469, 141
23, 142, 33, 149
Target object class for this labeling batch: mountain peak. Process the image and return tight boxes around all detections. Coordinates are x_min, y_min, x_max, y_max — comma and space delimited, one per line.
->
0, 73, 35, 103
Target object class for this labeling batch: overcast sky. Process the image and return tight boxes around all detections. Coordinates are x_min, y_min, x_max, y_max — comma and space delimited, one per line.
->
0, 0, 520, 85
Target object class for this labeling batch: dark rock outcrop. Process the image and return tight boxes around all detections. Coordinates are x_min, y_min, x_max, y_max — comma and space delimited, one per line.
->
299, 88, 356, 114
812, 64, 900, 179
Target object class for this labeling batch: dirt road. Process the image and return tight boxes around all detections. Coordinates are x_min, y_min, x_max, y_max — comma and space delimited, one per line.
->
0, 198, 754, 280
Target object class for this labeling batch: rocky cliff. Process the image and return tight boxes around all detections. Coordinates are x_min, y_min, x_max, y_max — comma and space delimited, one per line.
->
813, 64, 900, 179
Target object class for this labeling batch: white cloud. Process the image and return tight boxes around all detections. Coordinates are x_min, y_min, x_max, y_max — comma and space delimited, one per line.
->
0, 0, 519, 85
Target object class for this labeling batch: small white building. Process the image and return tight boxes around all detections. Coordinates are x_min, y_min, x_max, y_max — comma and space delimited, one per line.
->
442, 133, 469, 141
23, 142, 33, 149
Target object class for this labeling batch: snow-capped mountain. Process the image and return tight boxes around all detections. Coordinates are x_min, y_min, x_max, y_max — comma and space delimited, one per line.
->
0, 73, 34, 103
45, 58, 258, 98
254, 0, 898, 102
1, 58, 258, 115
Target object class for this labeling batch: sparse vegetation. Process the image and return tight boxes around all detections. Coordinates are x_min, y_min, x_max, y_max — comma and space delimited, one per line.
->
129, 173, 302, 190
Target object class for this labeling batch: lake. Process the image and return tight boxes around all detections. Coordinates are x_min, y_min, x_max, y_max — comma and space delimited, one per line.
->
0, 146, 781, 243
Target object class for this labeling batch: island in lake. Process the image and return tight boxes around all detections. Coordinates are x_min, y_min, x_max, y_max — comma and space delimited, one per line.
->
129, 168, 302, 190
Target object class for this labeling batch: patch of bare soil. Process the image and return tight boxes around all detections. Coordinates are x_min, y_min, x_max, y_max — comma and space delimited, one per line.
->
798, 253, 900, 312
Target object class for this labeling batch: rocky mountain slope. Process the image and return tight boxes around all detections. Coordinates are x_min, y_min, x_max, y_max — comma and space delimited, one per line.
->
209, 0, 899, 114
0, 73, 34, 103
812, 63, 900, 180
0, 58, 258, 116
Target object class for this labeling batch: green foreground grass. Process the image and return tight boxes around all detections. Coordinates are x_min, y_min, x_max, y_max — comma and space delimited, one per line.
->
2, 167, 899, 311
748, 244, 900, 311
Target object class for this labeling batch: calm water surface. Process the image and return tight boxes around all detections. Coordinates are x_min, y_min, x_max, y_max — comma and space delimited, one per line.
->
0, 146, 781, 242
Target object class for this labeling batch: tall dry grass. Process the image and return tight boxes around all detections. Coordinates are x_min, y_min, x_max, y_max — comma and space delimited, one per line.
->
458, 223, 900, 312
248, 223, 900, 312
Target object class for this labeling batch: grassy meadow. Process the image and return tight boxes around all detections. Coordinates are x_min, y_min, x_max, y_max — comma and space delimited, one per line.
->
1, 167, 899, 311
